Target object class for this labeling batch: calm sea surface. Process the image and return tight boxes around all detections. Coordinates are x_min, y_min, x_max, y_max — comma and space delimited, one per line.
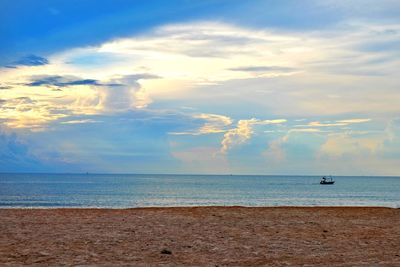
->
0, 174, 399, 208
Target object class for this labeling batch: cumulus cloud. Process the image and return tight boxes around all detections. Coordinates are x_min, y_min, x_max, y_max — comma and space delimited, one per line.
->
220, 118, 286, 154
0, 21, 398, 135
263, 135, 289, 163
319, 133, 383, 158
100, 74, 159, 110
263, 127, 326, 163
194, 113, 233, 134
0, 128, 46, 171
261, 118, 374, 163
0, 73, 160, 129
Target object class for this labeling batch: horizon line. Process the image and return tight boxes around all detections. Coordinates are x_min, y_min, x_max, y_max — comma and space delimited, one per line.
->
0, 172, 399, 178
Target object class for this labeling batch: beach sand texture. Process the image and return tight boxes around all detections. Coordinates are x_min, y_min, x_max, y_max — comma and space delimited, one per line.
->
1, 207, 400, 266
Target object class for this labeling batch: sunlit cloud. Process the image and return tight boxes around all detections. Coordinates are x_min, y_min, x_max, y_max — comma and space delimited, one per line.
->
1, 13, 400, 174
263, 135, 289, 163
319, 133, 383, 158
296, 119, 372, 128
1, 21, 399, 130
220, 119, 286, 154
0, 97, 68, 129
61, 119, 100, 124
336, 118, 371, 124
308, 121, 348, 127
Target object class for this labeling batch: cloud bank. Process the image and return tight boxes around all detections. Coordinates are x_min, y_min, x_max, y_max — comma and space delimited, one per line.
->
0, 18, 399, 174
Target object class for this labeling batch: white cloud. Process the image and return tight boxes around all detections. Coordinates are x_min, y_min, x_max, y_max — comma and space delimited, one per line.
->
336, 118, 371, 124
296, 118, 371, 128
263, 135, 289, 163
308, 121, 348, 127
0, 21, 331, 130
61, 119, 100, 124
0, 21, 399, 131
319, 133, 383, 158
220, 118, 286, 154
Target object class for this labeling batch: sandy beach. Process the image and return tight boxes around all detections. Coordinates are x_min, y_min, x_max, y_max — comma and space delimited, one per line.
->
1, 207, 399, 266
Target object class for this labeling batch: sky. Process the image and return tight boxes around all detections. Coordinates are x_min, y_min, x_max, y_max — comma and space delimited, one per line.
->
0, 0, 400, 175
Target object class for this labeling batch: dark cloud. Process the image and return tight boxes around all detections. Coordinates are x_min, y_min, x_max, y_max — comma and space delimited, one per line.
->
0, 130, 42, 172
0, 85, 12, 90
60, 79, 99, 86
25, 74, 158, 88
5, 55, 49, 68
26, 75, 101, 87
125, 73, 160, 80
0, 128, 77, 172
229, 66, 297, 72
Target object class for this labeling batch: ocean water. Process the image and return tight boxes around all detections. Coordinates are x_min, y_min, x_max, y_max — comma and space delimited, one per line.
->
0, 173, 399, 208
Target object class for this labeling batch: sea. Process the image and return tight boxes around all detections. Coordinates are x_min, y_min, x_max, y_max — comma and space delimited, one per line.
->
0, 173, 399, 208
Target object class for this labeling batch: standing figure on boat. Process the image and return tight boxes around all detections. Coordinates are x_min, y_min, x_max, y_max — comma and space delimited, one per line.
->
320, 176, 335, 185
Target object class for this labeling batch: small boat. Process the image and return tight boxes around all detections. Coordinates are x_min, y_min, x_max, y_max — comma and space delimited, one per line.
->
320, 176, 335, 185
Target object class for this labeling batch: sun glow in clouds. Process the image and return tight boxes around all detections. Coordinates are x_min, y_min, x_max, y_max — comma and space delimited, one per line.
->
1, 22, 399, 130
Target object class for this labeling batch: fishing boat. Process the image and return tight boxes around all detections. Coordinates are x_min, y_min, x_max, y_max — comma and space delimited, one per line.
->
320, 176, 335, 185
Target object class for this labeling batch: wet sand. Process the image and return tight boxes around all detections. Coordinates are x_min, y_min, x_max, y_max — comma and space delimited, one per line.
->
1, 207, 399, 266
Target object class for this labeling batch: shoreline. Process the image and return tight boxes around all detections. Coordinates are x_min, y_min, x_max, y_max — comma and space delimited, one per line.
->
1, 205, 399, 210
1, 206, 399, 266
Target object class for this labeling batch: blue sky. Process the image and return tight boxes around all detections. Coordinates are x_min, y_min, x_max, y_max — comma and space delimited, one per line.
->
1, 0, 400, 175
